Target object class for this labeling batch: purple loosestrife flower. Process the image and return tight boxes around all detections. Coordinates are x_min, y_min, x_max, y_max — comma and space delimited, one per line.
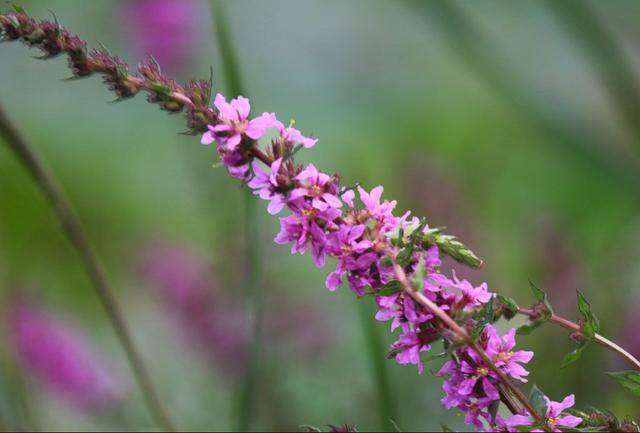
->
248, 157, 286, 214
484, 326, 533, 382
201, 94, 277, 150
389, 329, 431, 374
274, 199, 341, 268
276, 120, 318, 149
195, 90, 572, 430
290, 164, 342, 211
507, 394, 582, 432
6, 296, 123, 410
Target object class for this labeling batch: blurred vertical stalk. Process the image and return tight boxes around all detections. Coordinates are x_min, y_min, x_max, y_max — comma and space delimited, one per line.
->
212, 3, 398, 431
543, 0, 640, 149
210, 2, 262, 431
0, 106, 176, 433
405, 0, 640, 201
355, 300, 398, 432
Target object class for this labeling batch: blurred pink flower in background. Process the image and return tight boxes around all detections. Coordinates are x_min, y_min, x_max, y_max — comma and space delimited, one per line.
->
139, 242, 249, 376
120, 0, 206, 75
6, 295, 125, 411
139, 241, 335, 375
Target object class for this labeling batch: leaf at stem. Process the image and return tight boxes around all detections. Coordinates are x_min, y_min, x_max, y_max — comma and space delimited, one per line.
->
606, 371, 640, 398
529, 385, 549, 418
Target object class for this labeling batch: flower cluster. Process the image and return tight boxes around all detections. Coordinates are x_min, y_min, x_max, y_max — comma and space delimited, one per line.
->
0, 11, 589, 430
197, 92, 582, 431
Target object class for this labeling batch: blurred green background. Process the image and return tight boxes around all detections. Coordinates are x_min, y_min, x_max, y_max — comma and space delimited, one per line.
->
1, 0, 640, 431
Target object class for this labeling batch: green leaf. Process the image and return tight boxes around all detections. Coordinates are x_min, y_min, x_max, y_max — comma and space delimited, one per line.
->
529, 281, 554, 315
606, 371, 640, 398
482, 297, 495, 324
12, 4, 27, 14
440, 424, 457, 432
497, 295, 519, 314
488, 400, 500, 423
411, 256, 425, 292
396, 246, 413, 267
151, 83, 172, 97
576, 290, 600, 339
529, 385, 548, 417
378, 280, 403, 296
379, 256, 393, 268
561, 342, 590, 369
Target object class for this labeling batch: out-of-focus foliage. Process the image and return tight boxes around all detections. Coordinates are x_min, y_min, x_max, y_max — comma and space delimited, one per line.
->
1, 0, 639, 430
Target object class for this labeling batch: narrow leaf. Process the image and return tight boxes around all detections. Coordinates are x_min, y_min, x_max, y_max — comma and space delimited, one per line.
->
561, 342, 589, 369
378, 280, 403, 296
529, 385, 549, 417
606, 371, 640, 398
411, 255, 425, 292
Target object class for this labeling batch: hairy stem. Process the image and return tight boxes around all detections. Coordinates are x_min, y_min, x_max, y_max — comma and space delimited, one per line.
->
0, 106, 176, 432
392, 261, 544, 424
517, 308, 640, 371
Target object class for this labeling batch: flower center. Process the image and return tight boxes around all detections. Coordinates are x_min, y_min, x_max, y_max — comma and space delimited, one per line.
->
302, 208, 317, 218
477, 367, 489, 377
310, 184, 323, 197
234, 119, 248, 134
495, 351, 514, 363
340, 245, 353, 256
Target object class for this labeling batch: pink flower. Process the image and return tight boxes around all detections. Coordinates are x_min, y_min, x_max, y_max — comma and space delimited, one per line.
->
274, 201, 340, 268
357, 185, 397, 222
201, 94, 277, 150
290, 164, 342, 211
248, 157, 286, 214
276, 120, 317, 148
6, 296, 124, 410
484, 326, 534, 383
505, 394, 582, 432
390, 329, 431, 374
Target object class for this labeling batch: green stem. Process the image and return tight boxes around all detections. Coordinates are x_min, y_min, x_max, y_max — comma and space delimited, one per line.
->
0, 106, 176, 433
355, 300, 398, 432
210, 2, 262, 431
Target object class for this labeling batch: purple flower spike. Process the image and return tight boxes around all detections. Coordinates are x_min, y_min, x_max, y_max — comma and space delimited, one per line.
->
6, 296, 124, 411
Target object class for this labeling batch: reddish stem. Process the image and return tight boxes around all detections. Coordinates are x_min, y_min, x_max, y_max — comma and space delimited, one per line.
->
517, 308, 640, 371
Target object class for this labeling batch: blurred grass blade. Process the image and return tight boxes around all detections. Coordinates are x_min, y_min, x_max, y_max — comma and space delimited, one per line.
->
210, 2, 262, 431
0, 106, 176, 433
356, 300, 398, 432
543, 0, 640, 150
404, 0, 640, 201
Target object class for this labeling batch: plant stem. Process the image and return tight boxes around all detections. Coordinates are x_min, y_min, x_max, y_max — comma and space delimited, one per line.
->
355, 300, 398, 431
517, 308, 640, 371
210, 2, 263, 431
0, 105, 175, 433
392, 261, 544, 425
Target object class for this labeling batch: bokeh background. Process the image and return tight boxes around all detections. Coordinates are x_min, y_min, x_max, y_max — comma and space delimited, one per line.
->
1, 0, 640, 431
